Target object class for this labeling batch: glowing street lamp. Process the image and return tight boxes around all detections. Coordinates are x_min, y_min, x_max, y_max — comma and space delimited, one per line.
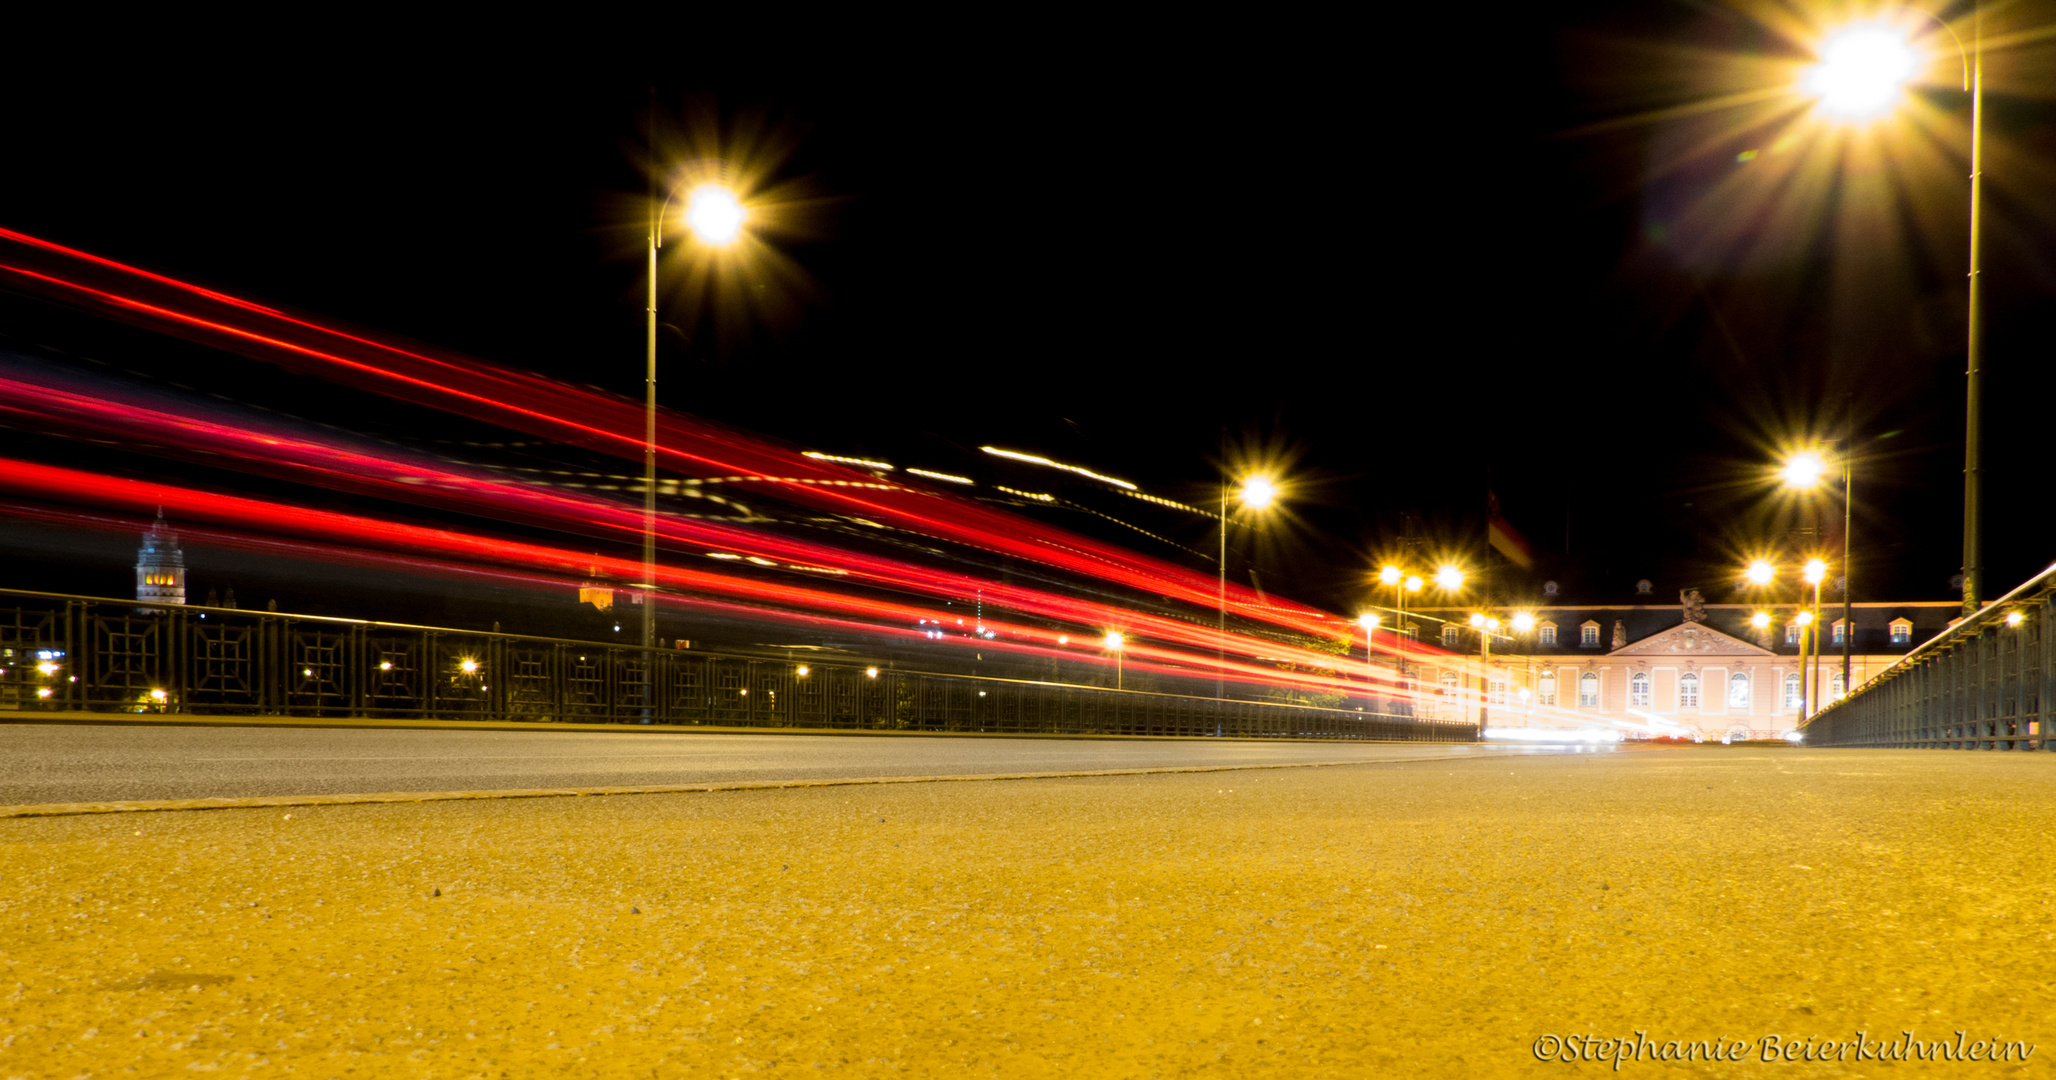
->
644, 176, 752, 657
1800, 14, 1984, 620
1781, 446, 1857, 698
1436, 564, 1465, 592
1217, 474, 1281, 702
1804, 23, 1920, 121
1103, 630, 1126, 690
1355, 613, 1382, 663
1745, 560, 1776, 587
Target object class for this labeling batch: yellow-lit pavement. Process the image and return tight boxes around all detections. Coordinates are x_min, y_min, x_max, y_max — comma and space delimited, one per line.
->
5, 745, 2055, 1077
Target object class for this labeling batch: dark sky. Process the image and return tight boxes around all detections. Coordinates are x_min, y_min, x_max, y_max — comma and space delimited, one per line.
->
5, 5, 2054, 615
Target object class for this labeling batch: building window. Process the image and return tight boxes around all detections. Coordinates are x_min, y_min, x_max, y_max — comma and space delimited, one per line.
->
1630, 672, 1650, 707
1785, 622, 1801, 645
1580, 622, 1600, 648
1441, 625, 1460, 647
1578, 672, 1600, 707
1403, 623, 1418, 641
1729, 671, 1750, 709
1680, 673, 1700, 709
1830, 672, 1846, 700
1832, 620, 1846, 645
1490, 679, 1507, 705
1537, 674, 1557, 706
1889, 619, 1912, 645
1784, 672, 1802, 709
1539, 623, 1558, 646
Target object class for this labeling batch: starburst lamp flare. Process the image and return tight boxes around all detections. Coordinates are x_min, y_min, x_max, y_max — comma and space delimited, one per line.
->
684, 184, 747, 246
1804, 23, 1919, 121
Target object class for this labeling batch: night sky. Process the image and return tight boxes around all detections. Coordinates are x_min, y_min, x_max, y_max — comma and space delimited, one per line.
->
5, 4, 2055, 617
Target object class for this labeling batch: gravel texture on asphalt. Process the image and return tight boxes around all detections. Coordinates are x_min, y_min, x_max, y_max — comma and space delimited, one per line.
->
3, 744, 2053, 1077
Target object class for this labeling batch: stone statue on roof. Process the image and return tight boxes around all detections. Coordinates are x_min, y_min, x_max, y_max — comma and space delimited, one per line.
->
1680, 588, 1706, 624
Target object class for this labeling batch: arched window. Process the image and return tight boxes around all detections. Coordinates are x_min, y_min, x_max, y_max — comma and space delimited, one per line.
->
1889, 619, 1912, 645
1538, 622, 1558, 646
1729, 671, 1750, 708
1580, 622, 1600, 648
1784, 672, 1802, 709
1537, 674, 1557, 706
1680, 673, 1700, 709
1578, 672, 1600, 707
1830, 672, 1846, 699
1630, 672, 1650, 707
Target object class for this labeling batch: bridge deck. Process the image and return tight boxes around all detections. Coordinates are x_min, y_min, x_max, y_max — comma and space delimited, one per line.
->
3, 743, 2049, 1074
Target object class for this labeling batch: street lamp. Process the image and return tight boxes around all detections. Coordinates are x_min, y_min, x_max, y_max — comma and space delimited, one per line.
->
1217, 474, 1278, 702
1742, 558, 1831, 721
1802, 13, 1984, 617
644, 177, 751, 655
1468, 612, 1502, 734
1103, 630, 1126, 691
1803, 558, 1828, 712
1782, 448, 1855, 691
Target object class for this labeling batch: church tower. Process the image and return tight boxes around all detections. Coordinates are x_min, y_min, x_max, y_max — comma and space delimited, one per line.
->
135, 510, 187, 609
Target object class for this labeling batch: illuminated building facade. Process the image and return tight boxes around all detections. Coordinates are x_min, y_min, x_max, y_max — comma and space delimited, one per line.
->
1406, 597, 1959, 740
134, 510, 187, 609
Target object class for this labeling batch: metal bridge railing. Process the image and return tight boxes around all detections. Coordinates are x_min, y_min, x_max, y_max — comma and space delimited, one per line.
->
0, 588, 1472, 742
1804, 563, 2056, 749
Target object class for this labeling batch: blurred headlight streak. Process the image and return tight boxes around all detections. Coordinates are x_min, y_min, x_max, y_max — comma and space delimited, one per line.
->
980, 447, 1138, 491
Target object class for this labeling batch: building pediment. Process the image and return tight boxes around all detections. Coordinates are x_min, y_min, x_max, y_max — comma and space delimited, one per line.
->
1610, 621, 1773, 658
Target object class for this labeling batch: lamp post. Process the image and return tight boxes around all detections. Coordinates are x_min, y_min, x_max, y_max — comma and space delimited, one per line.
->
1468, 612, 1501, 734
1103, 630, 1125, 691
1803, 558, 1828, 708
1782, 450, 1856, 690
1217, 474, 1277, 702
1802, 11, 1984, 616
644, 180, 748, 654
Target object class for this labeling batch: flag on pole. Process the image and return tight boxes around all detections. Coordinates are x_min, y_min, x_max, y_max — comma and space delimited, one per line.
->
1487, 491, 1534, 570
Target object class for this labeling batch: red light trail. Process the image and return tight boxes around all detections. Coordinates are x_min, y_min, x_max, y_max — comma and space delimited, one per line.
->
0, 227, 1348, 639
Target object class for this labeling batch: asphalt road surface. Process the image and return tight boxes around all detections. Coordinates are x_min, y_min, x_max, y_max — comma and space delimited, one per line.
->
8, 745, 2053, 1077
0, 723, 1536, 804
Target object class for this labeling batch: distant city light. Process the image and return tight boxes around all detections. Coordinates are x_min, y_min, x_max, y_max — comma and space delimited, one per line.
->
460, 659, 479, 674
796, 665, 810, 676
866, 667, 879, 678
2007, 611, 2025, 628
